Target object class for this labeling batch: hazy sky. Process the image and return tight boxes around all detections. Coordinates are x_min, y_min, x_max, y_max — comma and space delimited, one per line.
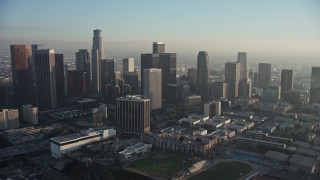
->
0, 0, 320, 62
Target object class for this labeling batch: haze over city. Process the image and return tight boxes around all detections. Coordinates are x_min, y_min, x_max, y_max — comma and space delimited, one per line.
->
1, 0, 320, 63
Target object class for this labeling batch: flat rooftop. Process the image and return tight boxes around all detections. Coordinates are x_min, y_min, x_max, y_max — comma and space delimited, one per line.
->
51, 128, 111, 144
116, 95, 150, 101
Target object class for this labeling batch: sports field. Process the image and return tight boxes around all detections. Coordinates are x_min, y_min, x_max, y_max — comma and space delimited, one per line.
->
127, 153, 191, 178
188, 161, 252, 180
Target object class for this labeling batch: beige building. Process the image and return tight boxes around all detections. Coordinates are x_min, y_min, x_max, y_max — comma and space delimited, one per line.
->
143, 68, 162, 110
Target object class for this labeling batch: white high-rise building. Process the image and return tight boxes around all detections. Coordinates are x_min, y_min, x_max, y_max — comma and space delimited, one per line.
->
91, 29, 104, 93
143, 68, 162, 110
23, 105, 38, 124
237, 52, 248, 80
123, 58, 134, 75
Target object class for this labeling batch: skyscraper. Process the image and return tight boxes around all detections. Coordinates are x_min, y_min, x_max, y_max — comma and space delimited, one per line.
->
143, 68, 162, 110
141, 53, 159, 93
212, 81, 227, 99
106, 80, 131, 104
188, 68, 197, 93
153, 42, 165, 54
55, 54, 65, 106
197, 51, 209, 101
123, 58, 134, 75
258, 63, 271, 88
238, 78, 252, 99
280, 69, 293, 99
91, 29, 104, 94
76, 49, 91, 93
159, 53, 176, 98
10, 44, 34, 105
116, 95, 150, 134
34, 49, 57, 109
237, 52, 248, 80
204, 101, 221, 118
225, 62, 240, 101
310, 67, 320, 104
100, 59, 115, 93
67, 70, 88, 97
124, 72, 139, 95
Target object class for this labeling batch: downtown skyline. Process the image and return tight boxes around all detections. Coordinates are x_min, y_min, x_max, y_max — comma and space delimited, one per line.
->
0, 0, 320, 63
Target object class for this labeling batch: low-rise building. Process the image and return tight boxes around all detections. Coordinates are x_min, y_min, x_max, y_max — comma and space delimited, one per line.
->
234, 120, 255, 130
237, 137, 286, 150
119, 142, 152, 160
186, 95, 201, 108
227, 124, 247, 133
179, 117, 201, 126
142, 126, 218, 154
210, 116, 231, 125
289, 155, 318, 174
252, 102, 292, 113
257, 125, 276, 134
50, 127, 116, 158
209, 129, 235, 142
78, 98, 96, 110
264, 150, 289, 163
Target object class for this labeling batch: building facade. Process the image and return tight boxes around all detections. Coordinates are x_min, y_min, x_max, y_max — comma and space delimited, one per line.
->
0, 109, 19, 130
225, 62, 240, 101
237, 52, 248, 80
124, 72, 139, 95
91, 29, 104, 94
116, 95, 150, 134
123, 58, 134, 75
204, 101, 221, 118
34, 49, 57, 109
238, 78, 252, 99
152, 42, 165, 54
143, 68, 162, 110
22, 104, 38, 124
281, 69, 293, 99
76, 49, 90, 93
159, 53, 177, 98
55, 54, 65, 106
212, 81, 227, 99
100, 59, 115, 93
310, 67, 320, 104
258, 63, 271, 88
67, 70, 88, 97
50, 128, 116, 158
141, 53, 159, 94
10, 44, 34, 105
188, 68, 197, 93
197, 51, 209, 101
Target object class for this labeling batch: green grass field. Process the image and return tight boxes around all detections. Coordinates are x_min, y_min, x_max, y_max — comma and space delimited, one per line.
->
189, 161, 252, 180
127, 153, 191, 178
